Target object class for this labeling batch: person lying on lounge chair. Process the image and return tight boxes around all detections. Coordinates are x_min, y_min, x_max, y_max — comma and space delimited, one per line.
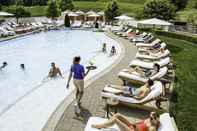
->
92, 112, 160, 131
108, 79, 154, 99
48, 62, 63, 78
123, 64, 160, 78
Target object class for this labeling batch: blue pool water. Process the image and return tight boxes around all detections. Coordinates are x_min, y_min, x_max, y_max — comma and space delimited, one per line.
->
0, 29, 118, 115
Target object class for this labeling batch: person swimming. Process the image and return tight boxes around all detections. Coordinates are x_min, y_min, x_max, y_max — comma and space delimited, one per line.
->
110, 46, 116, 56
48, 62, 63, 78
102, 43, 107, 53
20, 64, 25, 70
0, 62, 8, 70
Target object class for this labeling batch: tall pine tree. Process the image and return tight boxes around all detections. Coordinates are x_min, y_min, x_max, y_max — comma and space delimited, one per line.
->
46, 0, 60, 19
59, 0, 74, 11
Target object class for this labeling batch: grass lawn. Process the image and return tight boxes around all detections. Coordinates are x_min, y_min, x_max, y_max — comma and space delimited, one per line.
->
157, 35, 197, 131
1, 1, 144, 17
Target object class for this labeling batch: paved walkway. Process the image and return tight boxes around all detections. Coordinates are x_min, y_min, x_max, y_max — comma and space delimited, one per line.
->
54, 32, 138, 131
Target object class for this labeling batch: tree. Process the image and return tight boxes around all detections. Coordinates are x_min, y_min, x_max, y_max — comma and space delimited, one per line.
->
46, 0, 60, 19
104, 0, 120, 23
64, 14, 70, 27
59, 0, 74, 11
15, 7, 31, 23
15, 0, 31, 23
170, 0, 188, 11
144, 0, 176, 20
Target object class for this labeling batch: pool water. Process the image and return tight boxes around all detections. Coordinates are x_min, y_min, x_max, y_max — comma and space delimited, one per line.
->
0, 29, 119, 115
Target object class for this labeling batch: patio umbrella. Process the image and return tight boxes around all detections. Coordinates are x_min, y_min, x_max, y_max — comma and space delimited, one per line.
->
63, 10, 72, 15
88, 13, 100, 17
115, 15, 134, 21
97, 11, 104, 16
0, 11, 14, 16
68, 12, 79, 17
75, 10, 85, 15
138, 18, 172, 26
86, 10, 96, 15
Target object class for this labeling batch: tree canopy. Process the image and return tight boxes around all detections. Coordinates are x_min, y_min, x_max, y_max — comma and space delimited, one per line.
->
104, 0, 120, 22
59, 0, 74, 11
45, 0, 60, 19
144, 0, 176, 20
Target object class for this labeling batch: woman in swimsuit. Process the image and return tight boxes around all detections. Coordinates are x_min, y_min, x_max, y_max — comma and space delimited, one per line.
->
92, 112, 160, 131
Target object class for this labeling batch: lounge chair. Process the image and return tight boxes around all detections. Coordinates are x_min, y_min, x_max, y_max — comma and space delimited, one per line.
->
136, 38, 161, 48
84, 113, 176, 131
117, 28, 133, 36
135, 49, 170, 60
138, 42, 166, 52
130, 57, 170, 69
71, 21, 82, 28
118, 67, 168, 84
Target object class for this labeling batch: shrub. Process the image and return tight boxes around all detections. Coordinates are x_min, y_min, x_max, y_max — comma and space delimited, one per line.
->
59, 0, 75, 11
64, 14, 70, 27
46, 0, 61, 19
143, 0, 176, 20
104, 0, 121, 23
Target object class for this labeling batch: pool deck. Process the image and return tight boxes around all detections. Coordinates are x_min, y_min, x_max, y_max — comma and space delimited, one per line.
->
41, 32, 140, 131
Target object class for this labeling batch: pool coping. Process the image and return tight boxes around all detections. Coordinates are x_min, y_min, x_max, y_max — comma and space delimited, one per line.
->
41, 31, 126, 131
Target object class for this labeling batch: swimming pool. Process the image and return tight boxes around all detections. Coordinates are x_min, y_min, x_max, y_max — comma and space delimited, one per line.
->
0, 29, 121, 131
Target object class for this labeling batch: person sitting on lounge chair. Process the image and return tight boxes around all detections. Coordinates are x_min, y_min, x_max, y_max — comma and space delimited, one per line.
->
92, 112, 160, 131
0, 62, 8, 70
124, 64, 160, 78
48, 62, 63, 78
109, 79, 154, 99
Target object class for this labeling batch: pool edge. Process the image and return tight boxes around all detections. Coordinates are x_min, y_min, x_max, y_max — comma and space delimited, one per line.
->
41, 31, 127, 131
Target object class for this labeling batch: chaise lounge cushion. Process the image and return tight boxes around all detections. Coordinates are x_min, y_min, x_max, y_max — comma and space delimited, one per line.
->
102, 81, 163, 104
130, 57, 170, 69
135, 49, 170, 60
84, 113, 176, 131
118, 67, 168, 83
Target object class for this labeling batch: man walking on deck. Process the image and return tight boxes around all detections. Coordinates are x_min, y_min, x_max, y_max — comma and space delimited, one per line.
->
66, 56, 90, 106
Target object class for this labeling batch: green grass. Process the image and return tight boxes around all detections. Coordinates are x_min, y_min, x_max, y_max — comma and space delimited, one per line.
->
2, 5, 47, 16
157, 35, 197, 131
1, 1, 144, 17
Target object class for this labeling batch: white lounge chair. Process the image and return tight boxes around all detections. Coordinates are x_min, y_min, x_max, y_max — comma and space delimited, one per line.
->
118, 67, 168, 84
84, 113, 176, 131
138, 42, 166, 52
136, 38, 161, 47
136, 49, 170, 60
130, 57, 170, 69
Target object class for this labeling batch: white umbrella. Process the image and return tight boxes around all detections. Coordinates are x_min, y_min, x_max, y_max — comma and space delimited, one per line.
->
0, 11, 14, 16
115, 15, 134, 20
75, 10, 85, 15
88, 13, 100, 17
97, 11, 104, 16
63, 10, 72, 14
86, 10, 96, 15
138, 18, 172, 26
68, 12, 79, 17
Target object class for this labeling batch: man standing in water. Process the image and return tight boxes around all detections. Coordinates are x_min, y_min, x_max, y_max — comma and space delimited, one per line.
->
48, 62, 63, 78
66, 56, 90, 106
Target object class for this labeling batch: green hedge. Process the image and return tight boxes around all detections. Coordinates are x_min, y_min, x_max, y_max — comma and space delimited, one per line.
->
154, 30, 197, 44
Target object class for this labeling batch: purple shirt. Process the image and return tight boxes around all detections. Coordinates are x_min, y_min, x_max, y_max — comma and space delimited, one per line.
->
70, 64, 85, 80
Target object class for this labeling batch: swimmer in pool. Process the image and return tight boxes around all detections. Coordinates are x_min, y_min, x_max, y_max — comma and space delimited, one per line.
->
48, 62, 63, 78
20, 64, 25, 70
0, 62, 8, 70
